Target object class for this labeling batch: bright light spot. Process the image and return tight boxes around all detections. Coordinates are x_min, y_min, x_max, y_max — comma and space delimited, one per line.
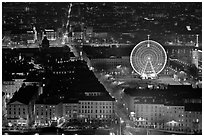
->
6, 94, 10, 98
186, 26, 191, 31
54, 117, 57, 120
120, 118, 124, 123
8, 122, 12, 127
116, 65, 122, 69
90, 67, 94, 70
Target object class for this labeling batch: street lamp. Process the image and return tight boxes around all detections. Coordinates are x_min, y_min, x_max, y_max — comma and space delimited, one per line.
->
119, 118, 124, 135
193, 119, 199, 134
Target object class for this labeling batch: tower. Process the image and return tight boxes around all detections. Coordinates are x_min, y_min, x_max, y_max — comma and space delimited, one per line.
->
33, 26, 37, 41
195, 34, 199, 48
192, 35, 199, 68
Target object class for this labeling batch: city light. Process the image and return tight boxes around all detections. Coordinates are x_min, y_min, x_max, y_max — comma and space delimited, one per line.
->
2, 2, 202, 135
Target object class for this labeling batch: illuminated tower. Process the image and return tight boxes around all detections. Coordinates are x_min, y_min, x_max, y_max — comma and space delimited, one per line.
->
19, 53, 22, 60
192, 34, 199, 68
33, 26, 37, 41
80, 51, 83, 60
195, 34, 199, 48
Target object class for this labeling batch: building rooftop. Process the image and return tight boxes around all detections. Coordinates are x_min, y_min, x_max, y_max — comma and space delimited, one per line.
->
124, 88, 166, 97
184, 103, 202, 112
8, 85, 38, 105
167, 85, 193, 90
124, 86, 201, 106
11, 29, 33, 34
62, 99, 79, 104
35, 97, 61, 105
79, 94, 115, 101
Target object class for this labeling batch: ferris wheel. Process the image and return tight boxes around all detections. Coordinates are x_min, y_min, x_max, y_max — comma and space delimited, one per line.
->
130, 39, 167, 79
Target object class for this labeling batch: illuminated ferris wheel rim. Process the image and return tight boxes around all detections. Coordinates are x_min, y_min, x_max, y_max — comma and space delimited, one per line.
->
130, 40, 167, 75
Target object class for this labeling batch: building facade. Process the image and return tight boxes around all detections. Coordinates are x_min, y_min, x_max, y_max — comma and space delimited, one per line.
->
5, 85, 41, 127
133, 103, 165, 128
163, 105, 185, 131
34, 103, 60, 126
62, 102, 78, 121
6, 101, 29, 127
33, 92, 115, 127
78, 100, 115, 126
125, 88, 202, 134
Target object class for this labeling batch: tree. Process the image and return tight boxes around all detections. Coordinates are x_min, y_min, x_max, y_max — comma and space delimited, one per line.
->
42, 36, 50, 48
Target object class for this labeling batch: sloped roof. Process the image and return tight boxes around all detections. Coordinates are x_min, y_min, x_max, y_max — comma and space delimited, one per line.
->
9, 85, 38, 105
8, 101, 26, 105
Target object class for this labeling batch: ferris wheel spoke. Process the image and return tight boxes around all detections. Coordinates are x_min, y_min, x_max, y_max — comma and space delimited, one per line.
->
141, 60, 148, 75
149, 60, 156, 75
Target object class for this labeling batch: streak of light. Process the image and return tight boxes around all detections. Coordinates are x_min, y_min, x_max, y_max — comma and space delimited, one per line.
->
66, 3, 73, 33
